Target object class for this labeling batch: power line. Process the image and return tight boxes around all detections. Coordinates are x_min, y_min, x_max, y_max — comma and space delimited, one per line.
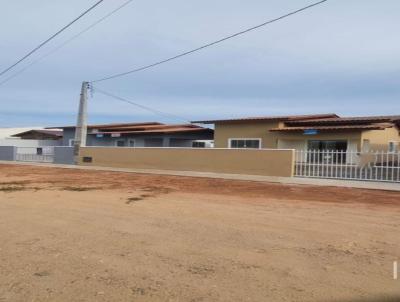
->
91, 0, 328, 83
0, 0, 105, 77
0, 0, 135, 87
92, 85, 192, 124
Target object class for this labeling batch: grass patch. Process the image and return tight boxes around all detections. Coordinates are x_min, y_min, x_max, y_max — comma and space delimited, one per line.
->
0, 181, 30, 186
126, 194, 155, 204
62, 186, 99, 192
33, 271, 50, 277
0, 186, 26, 192
0, 181, 43, 193
126, 197, 144, 204
141, 186, 173, 194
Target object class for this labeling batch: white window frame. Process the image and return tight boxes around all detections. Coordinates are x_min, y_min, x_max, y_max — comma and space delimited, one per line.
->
128, 139, 136, 147
115, 139, 126, 147
388, 141, 398, 153
228, 138, 262, 149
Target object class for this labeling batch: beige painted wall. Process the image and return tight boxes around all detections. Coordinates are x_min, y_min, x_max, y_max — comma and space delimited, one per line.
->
361, 127, 400, 151
214, 121, 399, 152
214, 121, 283, 148
214, 121, 363, 150
79, 147, 295, 177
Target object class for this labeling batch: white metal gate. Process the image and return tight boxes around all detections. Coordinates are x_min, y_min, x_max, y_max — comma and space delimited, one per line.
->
16, 147, 54, 163
295, 150, 400, 183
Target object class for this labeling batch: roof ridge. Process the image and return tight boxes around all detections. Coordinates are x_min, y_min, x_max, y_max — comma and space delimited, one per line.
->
192, 113, 339, 124
47, 122, 164, 129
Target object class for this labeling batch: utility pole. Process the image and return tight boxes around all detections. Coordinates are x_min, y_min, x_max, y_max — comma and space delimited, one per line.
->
73, 81, 89, 164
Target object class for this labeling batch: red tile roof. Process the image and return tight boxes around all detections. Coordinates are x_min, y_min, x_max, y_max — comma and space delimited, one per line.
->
270, 124, 392, 132
48, 122, 213, 136
192, 114, 339, 124
95, 124, 202, 132
47, 122, 162, 130
286, 115, 400, 126
194, 113, 399, 134
85, 123, 212, 135
95, 127, 212, 135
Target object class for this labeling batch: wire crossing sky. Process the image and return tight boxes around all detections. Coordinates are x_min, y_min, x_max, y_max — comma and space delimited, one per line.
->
0, 0, 104, 78
91, 0, 328, 83
92, 86, 191, 123
0, 0, 135, 87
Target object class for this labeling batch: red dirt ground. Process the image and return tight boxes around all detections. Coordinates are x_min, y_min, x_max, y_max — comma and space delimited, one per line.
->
0, 164, 399, 301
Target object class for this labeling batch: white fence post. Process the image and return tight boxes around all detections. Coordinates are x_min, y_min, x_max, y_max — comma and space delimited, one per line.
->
295, 150, 400, 183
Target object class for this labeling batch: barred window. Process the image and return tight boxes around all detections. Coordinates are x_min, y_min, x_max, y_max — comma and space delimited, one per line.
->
229, 139, 261, 149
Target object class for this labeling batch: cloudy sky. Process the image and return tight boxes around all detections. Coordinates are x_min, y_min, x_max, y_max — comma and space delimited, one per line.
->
0, 0, 399, 127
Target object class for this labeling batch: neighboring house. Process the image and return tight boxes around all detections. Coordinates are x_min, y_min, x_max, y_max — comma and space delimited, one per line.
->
12, 129, 63, 141
193, 114, 400, 152
0, 127, 43, 139
50, 122, 213, 148
0, 127, 62, 148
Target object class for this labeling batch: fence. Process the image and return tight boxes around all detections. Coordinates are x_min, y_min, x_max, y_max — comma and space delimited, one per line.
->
15, 147, 55, 163
12, 146, 74, 164
295, 150, 400, 182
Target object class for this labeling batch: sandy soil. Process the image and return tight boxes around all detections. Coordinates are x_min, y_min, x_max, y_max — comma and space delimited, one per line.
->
0, 164, 400, 302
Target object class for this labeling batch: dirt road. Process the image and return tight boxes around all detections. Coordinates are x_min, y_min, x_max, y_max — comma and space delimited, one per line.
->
0, 164, 399, 301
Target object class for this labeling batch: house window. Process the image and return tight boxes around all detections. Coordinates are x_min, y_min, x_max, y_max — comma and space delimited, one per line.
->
389, 142, 398, 153
192, 141, 206, 148
68, 139, 76, 146
128, 139, 135, 147
229, 139, 261, 149
115, 140, 126, 147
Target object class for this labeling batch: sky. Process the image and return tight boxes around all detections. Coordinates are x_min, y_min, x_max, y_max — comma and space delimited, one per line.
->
0, 0, 399, 127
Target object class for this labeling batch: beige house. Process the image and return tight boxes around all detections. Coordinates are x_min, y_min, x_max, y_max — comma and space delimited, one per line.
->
193, 114, 400, 152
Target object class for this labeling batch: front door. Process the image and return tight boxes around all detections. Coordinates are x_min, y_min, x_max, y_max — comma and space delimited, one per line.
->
308, 140, 348, 163
308, 140, 347, 151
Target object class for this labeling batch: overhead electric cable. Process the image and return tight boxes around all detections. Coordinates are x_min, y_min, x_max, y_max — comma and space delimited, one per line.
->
91, 0, 328, 83
92, 85, 192, 124
0, 0, 135, 87
0, 0, 105, 77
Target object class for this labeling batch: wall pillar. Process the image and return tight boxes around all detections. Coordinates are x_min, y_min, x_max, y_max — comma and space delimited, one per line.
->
0, 146, 17, 161
162, 137, 170, 147
54, 147, 74, 165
